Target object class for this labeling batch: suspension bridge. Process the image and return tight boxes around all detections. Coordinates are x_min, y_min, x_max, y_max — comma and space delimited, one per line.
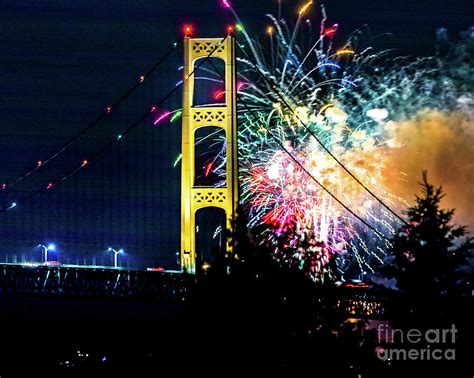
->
0, 28, 397, 319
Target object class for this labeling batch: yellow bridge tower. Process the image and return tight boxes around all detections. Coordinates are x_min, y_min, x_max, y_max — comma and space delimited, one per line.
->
180, 35, 238, 274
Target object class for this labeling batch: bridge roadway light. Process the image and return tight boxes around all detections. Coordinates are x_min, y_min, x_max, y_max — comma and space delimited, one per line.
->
38, 243, 56, 264
108, 247, 124, 269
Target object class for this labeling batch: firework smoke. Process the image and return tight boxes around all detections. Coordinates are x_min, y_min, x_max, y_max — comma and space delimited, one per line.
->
383, 110, 474, 229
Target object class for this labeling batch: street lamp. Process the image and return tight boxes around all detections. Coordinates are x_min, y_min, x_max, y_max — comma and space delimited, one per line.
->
108, 247, 124, 269
38, 243, 56, 264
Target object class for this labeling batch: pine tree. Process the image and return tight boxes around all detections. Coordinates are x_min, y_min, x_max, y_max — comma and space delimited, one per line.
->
382, 172, 473, 299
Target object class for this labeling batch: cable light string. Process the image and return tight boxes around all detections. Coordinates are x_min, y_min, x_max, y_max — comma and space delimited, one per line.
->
0, 36, 228, 214
0, 40, 181, 193
233, 38, 408, 226
205, 58, 391, 243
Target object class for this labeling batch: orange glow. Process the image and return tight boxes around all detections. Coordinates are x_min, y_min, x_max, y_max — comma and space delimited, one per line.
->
336, 49, 355, 55
298, 1, 313, 15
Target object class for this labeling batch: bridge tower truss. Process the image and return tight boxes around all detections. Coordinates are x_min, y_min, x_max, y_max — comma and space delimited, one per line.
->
180, 36, 238, 274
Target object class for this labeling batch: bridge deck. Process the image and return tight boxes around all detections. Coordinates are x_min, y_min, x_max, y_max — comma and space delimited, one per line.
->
0, 263, 396, 319
0, 263, 193, 303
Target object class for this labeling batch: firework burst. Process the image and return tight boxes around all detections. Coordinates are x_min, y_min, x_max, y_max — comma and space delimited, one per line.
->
229, 4, 405, 278
182, 2, 474, 280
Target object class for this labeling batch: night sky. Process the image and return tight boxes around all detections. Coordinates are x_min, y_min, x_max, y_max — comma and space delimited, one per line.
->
0, 0, 472, 269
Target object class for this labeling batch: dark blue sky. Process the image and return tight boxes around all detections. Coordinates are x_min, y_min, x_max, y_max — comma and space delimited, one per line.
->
0, 0, 472, 269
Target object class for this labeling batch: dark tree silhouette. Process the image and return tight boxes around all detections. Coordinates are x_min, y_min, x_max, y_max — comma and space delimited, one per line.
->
381, 172, 473, 300
374, 173, 473, 377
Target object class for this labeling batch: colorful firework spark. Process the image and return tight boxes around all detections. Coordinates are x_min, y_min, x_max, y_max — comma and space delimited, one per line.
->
176, 1, 474, 280
231, 3, 473, 279
231, 4, 403, 277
